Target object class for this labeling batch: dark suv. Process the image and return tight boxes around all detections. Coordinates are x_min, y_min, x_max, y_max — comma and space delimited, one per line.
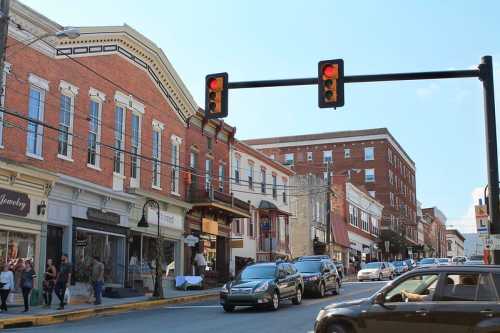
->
294, 258, 340, 297
315, 265, 500, 333
220, 262, 304, 312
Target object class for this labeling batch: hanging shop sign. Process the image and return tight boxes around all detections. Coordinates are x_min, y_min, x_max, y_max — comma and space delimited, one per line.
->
202, 218, 219, 236
147, 208, 183, 231
184, 235, 199, 247
0, 188, 30, 217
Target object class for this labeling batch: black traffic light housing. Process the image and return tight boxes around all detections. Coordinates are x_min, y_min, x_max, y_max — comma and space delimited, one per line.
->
205, 72, 228, 119
318, 59, 344, 108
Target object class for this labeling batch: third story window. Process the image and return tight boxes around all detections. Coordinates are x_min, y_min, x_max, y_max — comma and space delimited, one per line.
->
218, 164, 225, 191
307, 151, 313, 161
57, 94, 73, 158
284, 153, 294, 165
234, 158, 240, 183
364, 147, 374, 161
344, 149, 351, 158
261, 169, 266, 193
323, 150, 332, 163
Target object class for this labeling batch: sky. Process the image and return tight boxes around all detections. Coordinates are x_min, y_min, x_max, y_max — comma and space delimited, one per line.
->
21, 0, 500, 234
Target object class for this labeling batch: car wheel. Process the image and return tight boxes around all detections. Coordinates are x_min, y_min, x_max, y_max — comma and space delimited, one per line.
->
327, 323, 348, 333
292, 287, 302, 305
318, 282, 326, 298
332, 280, 340, 295
270, 291, 280, 311
223, 304, 235, 313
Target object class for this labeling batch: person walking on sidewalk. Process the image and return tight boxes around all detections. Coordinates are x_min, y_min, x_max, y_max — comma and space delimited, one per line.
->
194, 250, 206, 278
0, 264, 14, 312
55, 254, 72, 310
20, 261, 36, 312
43, 259, 57, 307
91, 256, 104, 305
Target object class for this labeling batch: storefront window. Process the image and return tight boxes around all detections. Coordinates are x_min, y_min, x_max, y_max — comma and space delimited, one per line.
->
129, 235, 177, 277
75, 229, 125, 285
0, 231, 36, 267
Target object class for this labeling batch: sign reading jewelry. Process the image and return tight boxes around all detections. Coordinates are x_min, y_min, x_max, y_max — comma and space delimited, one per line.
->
0, 188, 30, 217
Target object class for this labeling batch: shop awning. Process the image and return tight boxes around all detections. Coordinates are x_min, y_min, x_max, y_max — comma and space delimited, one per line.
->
258, 200, 291, 217
191, 202, 250, 219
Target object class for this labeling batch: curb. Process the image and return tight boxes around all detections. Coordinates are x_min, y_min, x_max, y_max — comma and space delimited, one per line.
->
0, 292, 219, 329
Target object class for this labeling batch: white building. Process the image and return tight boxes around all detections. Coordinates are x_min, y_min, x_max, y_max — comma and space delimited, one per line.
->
229, 141, 294, 276
446, 229, 465, 258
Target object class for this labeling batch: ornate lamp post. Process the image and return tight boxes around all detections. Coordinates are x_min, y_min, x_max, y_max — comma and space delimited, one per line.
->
138, 199, 164, 299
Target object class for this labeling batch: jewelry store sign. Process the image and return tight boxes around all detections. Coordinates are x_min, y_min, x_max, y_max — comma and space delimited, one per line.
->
0, 188, 30, 217
147, 208, 183, 231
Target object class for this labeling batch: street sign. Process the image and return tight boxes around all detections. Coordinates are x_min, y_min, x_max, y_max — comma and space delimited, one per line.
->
184, 235, 199, 247
475, 205, 490, 237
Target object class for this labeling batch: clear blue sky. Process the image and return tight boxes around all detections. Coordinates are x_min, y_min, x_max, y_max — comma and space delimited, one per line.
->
22, 0, 500, 232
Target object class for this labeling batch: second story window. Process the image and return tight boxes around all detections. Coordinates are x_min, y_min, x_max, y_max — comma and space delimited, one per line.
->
57, 82, 77, 160
152, 121, 163, 188
365, 169, 375, 182
87, 99, 102, 168
171, 136, 181, 194
248, 164, 254, 190
26, 84, 46, 158
272, 174, 277, 199
388, 148, 393, 164
389, 169, 394, 184
284, 153, 294, 166
130, 113, 141, 180
218, 164, 225, 192
205, 159, 213, 191
113, 106, 125, 175
323, 150, 332, 163
390, 192, 394, 207
234, 158, 240, 183
364, 147, 374, 161
190, 151, 197, 169
261, 169, 266, 194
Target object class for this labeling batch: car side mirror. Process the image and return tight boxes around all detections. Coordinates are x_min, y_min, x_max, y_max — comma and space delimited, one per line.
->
373, 292, 385, 305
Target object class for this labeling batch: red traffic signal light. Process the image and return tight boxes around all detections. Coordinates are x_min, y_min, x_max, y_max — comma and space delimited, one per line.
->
318, 59, 344, 108
205, 73, 228, 119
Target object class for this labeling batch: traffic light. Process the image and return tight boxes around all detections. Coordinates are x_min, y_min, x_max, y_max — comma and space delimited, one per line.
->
318, 59, 344, 108
205, 73, 228, 119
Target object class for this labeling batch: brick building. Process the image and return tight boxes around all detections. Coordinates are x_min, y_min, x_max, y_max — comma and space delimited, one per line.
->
0, 0, 248, 296
422, 207, 448, 258
244, 128, 417, 257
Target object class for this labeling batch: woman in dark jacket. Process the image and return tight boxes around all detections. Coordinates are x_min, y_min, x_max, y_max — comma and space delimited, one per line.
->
20, 261, 36, 312
43, 259, 57, 307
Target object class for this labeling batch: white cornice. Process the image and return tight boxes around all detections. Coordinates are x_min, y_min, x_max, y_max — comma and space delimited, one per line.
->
250, 134, 416, 171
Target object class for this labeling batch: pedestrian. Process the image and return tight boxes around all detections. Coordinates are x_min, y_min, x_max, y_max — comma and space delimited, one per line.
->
43, 259, 57, 307
91, 256, 104, 305
0, 264, 14, 312
20, 261, 36, 312
194, 249, 206, 277
14, 258, 25, 292
55, 254, 72, 310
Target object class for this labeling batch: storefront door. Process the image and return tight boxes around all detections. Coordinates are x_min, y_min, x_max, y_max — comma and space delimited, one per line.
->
46, 225, 63, 268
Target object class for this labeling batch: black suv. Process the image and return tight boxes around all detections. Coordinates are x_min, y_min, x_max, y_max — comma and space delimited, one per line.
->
294, 258, 340, 297
220, 262, 304, 312
315, 265, 500, 333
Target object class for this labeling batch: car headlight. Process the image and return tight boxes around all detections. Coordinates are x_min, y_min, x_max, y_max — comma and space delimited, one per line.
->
221, 283, 229, 293
254, 282, 269, 293
316, 309, 326, 322
309, 275, 319, 281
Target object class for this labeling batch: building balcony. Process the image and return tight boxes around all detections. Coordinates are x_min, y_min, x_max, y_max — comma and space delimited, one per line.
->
187, 185, 250, 218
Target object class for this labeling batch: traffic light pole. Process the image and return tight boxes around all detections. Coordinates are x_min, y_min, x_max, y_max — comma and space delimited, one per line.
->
225, 55, 499, 263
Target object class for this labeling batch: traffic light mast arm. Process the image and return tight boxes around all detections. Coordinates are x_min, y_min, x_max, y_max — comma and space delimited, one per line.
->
227, 69, 480, 89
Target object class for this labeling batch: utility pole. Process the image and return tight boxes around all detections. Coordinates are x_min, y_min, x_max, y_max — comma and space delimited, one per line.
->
326, 161, 332, 257
0, 0, 10, 91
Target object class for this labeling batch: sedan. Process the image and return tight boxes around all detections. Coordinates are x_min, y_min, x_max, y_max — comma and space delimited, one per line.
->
315, 265, 500, 333
357, 262, 394, 281
417, 257, 438, 268
392, 260, 409, 275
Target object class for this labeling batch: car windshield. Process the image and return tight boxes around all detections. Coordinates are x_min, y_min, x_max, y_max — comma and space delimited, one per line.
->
294, 261, 322, 273
239, 266, 276, 279
364, 262, 382, 269
419, 258, 435, 264
393, 261, 404, 266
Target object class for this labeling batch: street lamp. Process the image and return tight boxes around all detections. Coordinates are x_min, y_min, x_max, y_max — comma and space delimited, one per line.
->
138, 199, 164, 299
6, 27, 81, 57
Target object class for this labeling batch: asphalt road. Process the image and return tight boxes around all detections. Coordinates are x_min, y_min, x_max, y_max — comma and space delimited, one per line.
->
9, 281, 387, 333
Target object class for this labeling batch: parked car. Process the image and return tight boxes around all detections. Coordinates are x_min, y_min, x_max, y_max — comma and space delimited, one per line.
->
465, 260, 484, 265
332, 260, 344, 280
392, 260, 409, 275
417, 257, 439, 268
220, 262, 304, 312
294, 259, 340, 297
438, 257, 451, 266
405, 258, 416, 270
452, 256, 467, 264
386, 262, 396, 278
314, 265, 500, 333
357, 262, 394, 281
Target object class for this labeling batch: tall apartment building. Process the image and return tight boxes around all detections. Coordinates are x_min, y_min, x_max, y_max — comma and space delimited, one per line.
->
244, 128, 418, 252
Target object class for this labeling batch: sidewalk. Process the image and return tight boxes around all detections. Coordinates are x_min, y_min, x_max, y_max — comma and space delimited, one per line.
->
0, 288, 219, 329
